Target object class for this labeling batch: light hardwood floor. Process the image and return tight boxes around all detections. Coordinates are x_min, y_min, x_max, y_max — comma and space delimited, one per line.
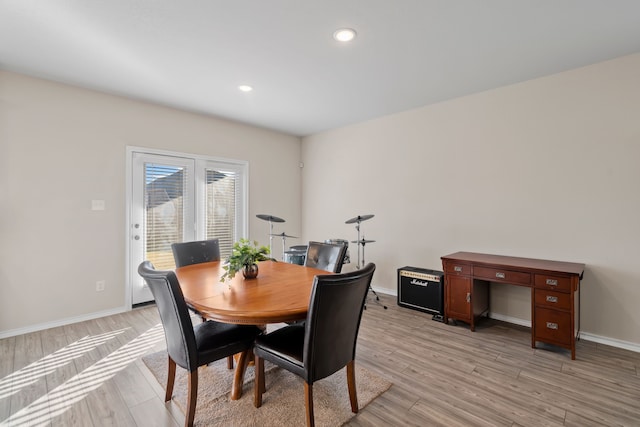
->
1, 294, 639, 426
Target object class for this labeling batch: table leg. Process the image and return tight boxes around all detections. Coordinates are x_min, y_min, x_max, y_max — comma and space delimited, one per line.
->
234, 351, 255, 366
230, 325, 265, 399
231, 349, 250, 400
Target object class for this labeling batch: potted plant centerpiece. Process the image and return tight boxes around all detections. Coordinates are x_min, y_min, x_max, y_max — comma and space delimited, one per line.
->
220, 238, 271, 282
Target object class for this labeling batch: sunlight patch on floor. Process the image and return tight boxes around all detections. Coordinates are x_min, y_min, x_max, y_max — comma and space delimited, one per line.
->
1, 324, 164, 426
0, 329, 127, 400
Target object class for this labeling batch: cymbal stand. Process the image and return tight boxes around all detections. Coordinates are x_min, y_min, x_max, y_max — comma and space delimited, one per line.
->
361, 236, 368, 269
355, 221, 361, 269
279, 235, 290, 261
269, 232, 298, 261
257, 214, 285, 258
360, 238, 387, 310
268, 219, 275, 255
356, 224, 387, 310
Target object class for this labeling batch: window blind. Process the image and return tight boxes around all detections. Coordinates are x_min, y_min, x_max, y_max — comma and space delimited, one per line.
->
144, 163, 190, 269
205, 169, 236, 259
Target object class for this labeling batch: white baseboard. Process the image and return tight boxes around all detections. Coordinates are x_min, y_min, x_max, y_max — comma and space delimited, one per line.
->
486, 312, 640, 353
0, 306, 129, 339
578, 332, 640, 353
488, 312, 532, 328
373, 286, 396, 297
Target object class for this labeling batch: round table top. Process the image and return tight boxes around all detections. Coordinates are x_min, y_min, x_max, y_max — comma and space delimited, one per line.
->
175, 260, 330, 324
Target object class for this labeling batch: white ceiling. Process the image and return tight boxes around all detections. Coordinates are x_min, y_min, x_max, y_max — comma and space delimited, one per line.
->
1, 1, 639, 137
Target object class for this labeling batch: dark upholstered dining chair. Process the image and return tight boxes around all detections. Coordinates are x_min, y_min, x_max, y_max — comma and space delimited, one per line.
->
286, 240, 349, 327
138, 261, 262, 427
171, 238, 235, 369
253, 263, 376, 427
171, 238, 221, 267
304, 241, 348, 273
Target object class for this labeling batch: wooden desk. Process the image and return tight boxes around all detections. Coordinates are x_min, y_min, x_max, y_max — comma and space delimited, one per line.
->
175, 260, 330, 398
441, 252, 584, 359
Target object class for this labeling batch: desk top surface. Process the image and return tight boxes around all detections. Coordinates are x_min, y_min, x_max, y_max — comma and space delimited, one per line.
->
441, 251, 585, 276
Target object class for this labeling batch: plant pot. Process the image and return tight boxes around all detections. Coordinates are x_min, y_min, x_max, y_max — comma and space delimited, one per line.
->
242, 263, 259, 279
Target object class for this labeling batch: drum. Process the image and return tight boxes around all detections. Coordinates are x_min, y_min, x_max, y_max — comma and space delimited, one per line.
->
284, 245, 307, 265
324, 239, 350, 264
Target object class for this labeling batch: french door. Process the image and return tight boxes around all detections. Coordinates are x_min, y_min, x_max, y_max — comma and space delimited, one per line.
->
128, 148, 247, 305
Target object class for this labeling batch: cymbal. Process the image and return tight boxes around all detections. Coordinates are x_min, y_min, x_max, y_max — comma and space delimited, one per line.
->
256, 214, 285, 223
345, 214, 374, 224
351, 239, 376, 244
270, 232, 298, 238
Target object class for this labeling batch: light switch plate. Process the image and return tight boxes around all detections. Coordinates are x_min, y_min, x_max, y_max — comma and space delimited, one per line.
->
91, 200, 106, 211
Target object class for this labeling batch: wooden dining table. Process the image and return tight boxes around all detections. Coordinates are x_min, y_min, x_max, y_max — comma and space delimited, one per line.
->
174, 259, 331, 399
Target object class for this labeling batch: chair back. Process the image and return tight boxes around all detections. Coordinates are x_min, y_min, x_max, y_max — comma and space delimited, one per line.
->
303, 263, 375, 382
171, 239, 221, 267
304, 241, 348, 273
138, 261, 198, 371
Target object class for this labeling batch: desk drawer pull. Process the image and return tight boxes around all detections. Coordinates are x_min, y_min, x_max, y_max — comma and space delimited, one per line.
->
546, 322, 559, 330
454, 266, 463, 272
546, 296, 558, 303
546, 279, 558, 286
466, 292, 471, 303
495, 272, 505, 279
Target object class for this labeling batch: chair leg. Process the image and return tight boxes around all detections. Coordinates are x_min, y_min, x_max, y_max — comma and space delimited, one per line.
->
165, 355, 176, 402
346, 360, 359, 413
304, 381, 315, 427
185, 369, 198, 427
254, 355, 264, 408
227, 355, 234, 369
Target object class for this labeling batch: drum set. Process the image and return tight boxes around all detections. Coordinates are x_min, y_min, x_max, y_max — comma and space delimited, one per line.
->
256, 212, 386, 309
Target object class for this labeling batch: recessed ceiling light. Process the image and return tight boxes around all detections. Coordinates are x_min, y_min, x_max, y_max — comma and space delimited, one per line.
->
333, 28, 356, 42
238, 85, 253, 92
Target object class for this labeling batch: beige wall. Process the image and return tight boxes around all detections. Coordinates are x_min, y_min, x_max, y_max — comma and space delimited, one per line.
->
0, 71, 301, 334
2, 53, 639, 348
301, 54, 640, 346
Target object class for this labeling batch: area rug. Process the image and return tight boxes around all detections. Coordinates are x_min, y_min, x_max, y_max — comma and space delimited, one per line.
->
142, 351, 391, 426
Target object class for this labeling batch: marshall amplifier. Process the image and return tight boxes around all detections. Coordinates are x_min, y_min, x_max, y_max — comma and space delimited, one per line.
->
397, 266, 444, 321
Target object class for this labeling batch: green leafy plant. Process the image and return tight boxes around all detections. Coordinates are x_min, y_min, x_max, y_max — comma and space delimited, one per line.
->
220, 238, 271, 282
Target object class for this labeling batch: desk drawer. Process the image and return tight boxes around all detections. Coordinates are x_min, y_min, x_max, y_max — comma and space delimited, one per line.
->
443, 262, 471, 276
535, 307, 572, 346
534, 289, 571, 311
473, 266, 531, 285
534, 274, 572, 292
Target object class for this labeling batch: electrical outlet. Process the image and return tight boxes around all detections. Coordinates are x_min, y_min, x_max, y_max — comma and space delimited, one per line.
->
96, 280, 105, 292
